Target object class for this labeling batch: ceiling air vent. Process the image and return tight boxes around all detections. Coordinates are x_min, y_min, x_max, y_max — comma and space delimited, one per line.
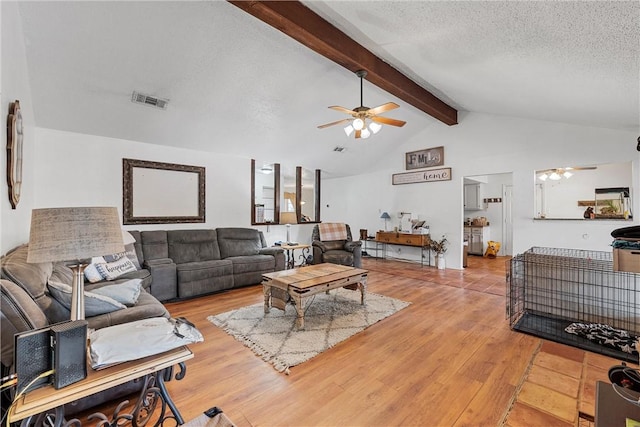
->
131, 91, 169, 110
333, 146, 346, 153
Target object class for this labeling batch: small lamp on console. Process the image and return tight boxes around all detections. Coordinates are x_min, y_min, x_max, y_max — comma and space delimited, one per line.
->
380, 212, 391, 231
27, 207, 124, 321
280, 212, 298, 244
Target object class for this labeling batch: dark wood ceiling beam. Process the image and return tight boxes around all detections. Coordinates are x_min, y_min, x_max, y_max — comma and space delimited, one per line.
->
228, 0, 458, 126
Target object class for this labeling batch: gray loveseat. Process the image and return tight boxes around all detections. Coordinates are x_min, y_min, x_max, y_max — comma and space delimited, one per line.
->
131, 228, 285, 301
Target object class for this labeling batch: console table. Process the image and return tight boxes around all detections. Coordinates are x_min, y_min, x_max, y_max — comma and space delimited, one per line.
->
375, 232, 432, 267
9, 346, 193, 427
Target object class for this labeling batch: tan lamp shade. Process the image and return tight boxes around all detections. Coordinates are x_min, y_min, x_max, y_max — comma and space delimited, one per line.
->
27, 207, 124, 263
280, 212, 298, 225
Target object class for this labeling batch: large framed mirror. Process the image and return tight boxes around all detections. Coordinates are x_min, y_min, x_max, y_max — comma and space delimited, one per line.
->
534, 161, 632, 220
297, 167, 321, 223
123, 158, 205, 224
251, 159, 280, 225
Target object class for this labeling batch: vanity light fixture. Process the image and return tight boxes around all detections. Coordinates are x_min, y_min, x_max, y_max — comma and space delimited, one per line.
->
260, 165, 273, 174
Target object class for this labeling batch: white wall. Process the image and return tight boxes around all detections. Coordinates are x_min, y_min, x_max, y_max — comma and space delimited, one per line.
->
324, 112, 639, 269
1, 2, 35, 252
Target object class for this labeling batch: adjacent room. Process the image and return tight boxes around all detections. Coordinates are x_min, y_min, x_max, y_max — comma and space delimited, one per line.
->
1, 1, 639, 426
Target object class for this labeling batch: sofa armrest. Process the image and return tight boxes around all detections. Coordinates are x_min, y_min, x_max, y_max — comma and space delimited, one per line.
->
144, 259, 177, 301
344, 241, 362, 252
259, 247, 283, 256
312, 241, 328, 253
260, 247, 285, 271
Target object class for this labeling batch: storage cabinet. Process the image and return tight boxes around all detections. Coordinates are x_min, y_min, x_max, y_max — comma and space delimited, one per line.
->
464, 184, 485, 210
464, 226, 489, 255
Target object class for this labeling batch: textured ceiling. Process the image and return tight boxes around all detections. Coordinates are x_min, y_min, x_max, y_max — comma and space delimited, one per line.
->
16, 1, 640, 178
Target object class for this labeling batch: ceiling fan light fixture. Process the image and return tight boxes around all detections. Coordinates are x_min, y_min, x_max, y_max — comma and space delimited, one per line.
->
539, 173, 548, 181
361, 128, 371, 139
344, 124, 354, 137
563, 171, 573, 178
549, 172, 561, 180
353, 118, 364, 131
369, 122, 382, 134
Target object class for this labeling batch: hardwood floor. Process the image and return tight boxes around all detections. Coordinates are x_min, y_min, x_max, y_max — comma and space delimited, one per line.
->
94, 256, 627, 426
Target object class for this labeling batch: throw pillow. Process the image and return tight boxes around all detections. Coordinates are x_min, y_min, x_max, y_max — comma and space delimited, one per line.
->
47, 280, 126, 316
84, 257, 107, 283
103, 243, 141, 270
91, 279, 142, 306
95, 257, 137, 281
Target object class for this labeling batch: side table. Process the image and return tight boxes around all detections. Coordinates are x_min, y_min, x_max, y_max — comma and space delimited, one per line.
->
595, 380, 640, 426
9, 346, 193, 427
281, 244, 311, 269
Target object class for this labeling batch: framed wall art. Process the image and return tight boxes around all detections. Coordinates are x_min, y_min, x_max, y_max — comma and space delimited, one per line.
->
392, 167, 452, 185
6, 100, 23, 209
405, 146, 444, 170
123, 158, 205, 224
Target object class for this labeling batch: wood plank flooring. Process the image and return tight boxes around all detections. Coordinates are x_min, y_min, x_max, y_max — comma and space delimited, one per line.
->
88, 256, 629, 426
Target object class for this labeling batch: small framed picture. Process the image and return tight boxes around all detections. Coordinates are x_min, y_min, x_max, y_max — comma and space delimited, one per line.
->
405, 146, 444, 170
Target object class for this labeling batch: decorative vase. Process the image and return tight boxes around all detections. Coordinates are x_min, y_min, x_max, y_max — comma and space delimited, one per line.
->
436, 253, 445, 270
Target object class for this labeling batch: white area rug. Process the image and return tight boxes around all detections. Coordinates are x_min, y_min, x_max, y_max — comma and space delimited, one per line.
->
207, 288, 410, 374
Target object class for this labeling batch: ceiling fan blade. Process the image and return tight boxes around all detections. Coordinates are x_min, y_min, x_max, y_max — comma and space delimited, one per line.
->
317, 118, 353, 129
367, 102, 400, 116
371, 116, 406, 127
355, 129, 361, 139
329, 106, 357, 115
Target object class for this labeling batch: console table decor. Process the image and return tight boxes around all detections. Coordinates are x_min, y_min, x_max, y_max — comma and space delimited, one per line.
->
9, 346, 193, 427
375, 231, 432, 267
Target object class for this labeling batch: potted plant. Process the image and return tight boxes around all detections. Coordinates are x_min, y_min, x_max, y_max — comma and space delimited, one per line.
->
429, 235, 448, 269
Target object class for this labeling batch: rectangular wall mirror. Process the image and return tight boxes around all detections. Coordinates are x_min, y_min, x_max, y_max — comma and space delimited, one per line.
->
252, 159, 280, 225
123, 158, 205, 224
534, 161, 632, 220
297, 167, 321, 223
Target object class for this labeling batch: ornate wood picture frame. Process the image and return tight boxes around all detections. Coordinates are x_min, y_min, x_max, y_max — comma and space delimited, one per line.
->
6, 100, 23, 209
123, 158, 205, 224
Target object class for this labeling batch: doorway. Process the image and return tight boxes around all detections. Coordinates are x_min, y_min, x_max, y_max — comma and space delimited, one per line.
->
463, 173, 514, 265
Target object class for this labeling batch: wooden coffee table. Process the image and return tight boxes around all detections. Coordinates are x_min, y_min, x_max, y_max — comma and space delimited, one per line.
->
262, 263, 368, 329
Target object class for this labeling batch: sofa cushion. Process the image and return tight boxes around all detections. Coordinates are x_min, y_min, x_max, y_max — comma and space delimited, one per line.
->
216, 228, 263, 258
323, 250, 354, 266
95, 256, 138, 280
141, 230, 169, 261
1, 279, 49, 367
1, 244, 52, 301
229, 255, 275, 275
168, 230, 221, 263
90, 279, 142, 306
176, 259, 233, 298
47, 280, 126, 316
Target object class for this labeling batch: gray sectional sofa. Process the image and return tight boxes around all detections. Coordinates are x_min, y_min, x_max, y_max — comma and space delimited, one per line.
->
0, 226, 283, 415
131, 227, 285, 301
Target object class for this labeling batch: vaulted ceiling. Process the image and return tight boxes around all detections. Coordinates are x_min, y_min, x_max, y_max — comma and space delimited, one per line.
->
16, 1, 640, 177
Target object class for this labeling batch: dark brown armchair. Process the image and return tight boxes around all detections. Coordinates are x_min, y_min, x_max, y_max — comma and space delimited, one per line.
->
311, 223, 362, 268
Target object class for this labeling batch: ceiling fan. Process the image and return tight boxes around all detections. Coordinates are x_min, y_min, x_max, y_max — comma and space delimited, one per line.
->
317, 70, 406, 139
537, 166, 597, 180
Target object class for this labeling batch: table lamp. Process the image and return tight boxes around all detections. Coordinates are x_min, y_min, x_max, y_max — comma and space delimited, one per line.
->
27, 207, 125, 320
280, 212, 297, 244
380, 212, 391, 231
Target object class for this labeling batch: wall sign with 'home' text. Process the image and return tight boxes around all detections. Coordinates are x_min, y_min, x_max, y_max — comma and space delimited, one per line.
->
392, 168, 452, 185
405, 146, 444, 170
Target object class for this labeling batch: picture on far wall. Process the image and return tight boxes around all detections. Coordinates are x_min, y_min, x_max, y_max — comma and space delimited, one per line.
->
405, 146, 444, 170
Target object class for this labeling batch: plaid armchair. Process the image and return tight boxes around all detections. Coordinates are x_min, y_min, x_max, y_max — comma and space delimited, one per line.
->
311, 223, 362, 268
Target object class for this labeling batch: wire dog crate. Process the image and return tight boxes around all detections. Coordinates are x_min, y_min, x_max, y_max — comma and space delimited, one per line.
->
507, 247, 640, 362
